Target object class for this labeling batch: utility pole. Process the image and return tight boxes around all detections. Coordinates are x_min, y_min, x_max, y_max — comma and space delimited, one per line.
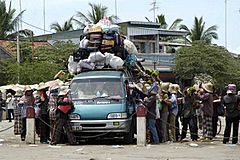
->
115, 0, 117, 22
225, 0, 228, 49
43, 0, 46, 34
16, 18, 20, 84
19, 0, 22, 30
150, 0, 158, 22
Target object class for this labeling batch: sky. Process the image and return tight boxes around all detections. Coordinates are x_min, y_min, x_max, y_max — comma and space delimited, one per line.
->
5, 0, 240, 54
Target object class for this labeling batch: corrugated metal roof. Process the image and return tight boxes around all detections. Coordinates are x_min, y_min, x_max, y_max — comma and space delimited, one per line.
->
128, 27, 188, 36
118, 21, 160, 27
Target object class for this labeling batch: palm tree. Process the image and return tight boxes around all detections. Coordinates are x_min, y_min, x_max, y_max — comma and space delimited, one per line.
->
74, 3, 117, 28
180, 16, 218, 43
50, 17, 74, 33
145, 14, 183, 30
0, 0, 29, 39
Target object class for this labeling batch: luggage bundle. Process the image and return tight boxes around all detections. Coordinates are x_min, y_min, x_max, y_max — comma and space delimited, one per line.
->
68, 18, 145, 77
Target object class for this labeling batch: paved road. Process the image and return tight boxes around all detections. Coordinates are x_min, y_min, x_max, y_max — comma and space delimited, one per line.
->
0, 120, 239, 160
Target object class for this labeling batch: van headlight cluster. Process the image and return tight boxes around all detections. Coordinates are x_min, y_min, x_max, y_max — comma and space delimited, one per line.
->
107, 112, 127, 119
69, 114, 81, 120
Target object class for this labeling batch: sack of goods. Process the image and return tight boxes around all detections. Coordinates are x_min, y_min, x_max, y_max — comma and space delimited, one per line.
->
68, 17, 146, 75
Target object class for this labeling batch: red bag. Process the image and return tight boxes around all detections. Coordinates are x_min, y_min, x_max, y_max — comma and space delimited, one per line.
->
58, 105, 71, 114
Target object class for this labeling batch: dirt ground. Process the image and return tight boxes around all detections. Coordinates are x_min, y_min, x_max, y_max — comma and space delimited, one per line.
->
0, 120, 239, 160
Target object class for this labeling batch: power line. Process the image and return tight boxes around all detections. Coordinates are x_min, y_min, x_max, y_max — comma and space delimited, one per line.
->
21, 20, 53, 34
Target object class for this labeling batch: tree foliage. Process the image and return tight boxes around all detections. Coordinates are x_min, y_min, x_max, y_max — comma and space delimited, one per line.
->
146, 14, 182, 30
0, 0, 32, 39
74, 3, 117, 27
50, 17, 74, 33
1, 41, 78, 85
173, 41, 240, 90
2, 60, 61, 85
180, 17, 218, 44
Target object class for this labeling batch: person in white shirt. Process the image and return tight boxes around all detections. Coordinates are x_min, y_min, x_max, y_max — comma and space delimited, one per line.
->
6, 93, 15, 122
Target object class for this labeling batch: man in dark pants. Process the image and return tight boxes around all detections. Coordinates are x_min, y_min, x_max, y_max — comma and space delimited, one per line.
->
143, 83, 159, 144
223, 84, 240, 144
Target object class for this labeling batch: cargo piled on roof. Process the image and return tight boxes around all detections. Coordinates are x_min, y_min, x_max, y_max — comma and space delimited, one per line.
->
68, 17, 145, 78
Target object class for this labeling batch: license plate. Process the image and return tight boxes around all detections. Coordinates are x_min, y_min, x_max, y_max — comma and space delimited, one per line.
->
72, 126, 83, 131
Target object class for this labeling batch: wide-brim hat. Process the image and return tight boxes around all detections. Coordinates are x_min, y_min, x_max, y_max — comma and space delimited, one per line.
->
169, 84, 180, 94
15, 90, 23, 97
58, 87, 70, 96
24, 85, 33, 92
202, 82, 213, 93
161, 82, 170, 93
226, 84, 236, 94
50, 82, 60, 90
37, 82, 48, 91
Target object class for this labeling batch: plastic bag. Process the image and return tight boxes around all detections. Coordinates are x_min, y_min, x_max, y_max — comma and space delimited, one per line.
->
79, 59, 95, 70
104, 52, 114, 65
79, 37, 89, 48
68, 56, 78, 74
124, 39, 138, 54
88, 51, 106, 63
109, 56, 124, 69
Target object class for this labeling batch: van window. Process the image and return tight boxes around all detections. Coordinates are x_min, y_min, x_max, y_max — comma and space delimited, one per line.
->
70, 78, 124, 100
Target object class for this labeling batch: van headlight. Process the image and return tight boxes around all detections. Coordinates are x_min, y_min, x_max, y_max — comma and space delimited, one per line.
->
107, 112, 128, 119
69, 114, 81, 120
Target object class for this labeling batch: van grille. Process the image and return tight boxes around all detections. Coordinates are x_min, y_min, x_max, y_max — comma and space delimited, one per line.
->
81, 124, 106, 127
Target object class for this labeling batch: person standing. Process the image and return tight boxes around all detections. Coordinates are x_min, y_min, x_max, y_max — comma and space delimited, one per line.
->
48, 83, 59, 141
6, 93, 15, 122
20, 86, 35, 141
0, 91, 5, 122
222, 84, 240, 144
143, 83, 159, 144
50, 87, 76, 145
212, 93, 221, 137
199, 82, 214, 141
37, 82, 50, 144
168, 84, 179, 142
159, 82, 171, 143
181, 87, 199, 141
13, 90, 23, 135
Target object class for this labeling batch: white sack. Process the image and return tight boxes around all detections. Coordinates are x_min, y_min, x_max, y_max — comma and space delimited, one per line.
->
79, 37, 89, 48
79, 59, 95, 70
68, 56, 78, 74
124, 39, 138, 54
88, 51, 106, 63
104, 52, 114, 65
109, 56, 124, 69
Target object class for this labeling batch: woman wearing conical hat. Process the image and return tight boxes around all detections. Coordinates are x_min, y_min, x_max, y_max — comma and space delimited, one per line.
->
37, 82, 50, 144
20, 85, 35, 141
199, 82, 214, 141
159, 82, 171, 143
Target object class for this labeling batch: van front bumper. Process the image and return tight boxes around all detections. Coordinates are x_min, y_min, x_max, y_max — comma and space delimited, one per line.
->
70, 118, 132, 133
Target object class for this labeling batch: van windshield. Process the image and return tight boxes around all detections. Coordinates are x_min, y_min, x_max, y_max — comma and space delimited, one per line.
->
70, 78, 124, 100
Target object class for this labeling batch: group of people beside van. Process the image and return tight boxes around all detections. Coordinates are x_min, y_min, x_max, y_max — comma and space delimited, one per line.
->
133, 81, 240, 145
0, 81, 76, 145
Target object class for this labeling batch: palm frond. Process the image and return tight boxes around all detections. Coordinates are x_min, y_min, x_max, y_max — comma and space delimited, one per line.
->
168, 18, 183, 30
